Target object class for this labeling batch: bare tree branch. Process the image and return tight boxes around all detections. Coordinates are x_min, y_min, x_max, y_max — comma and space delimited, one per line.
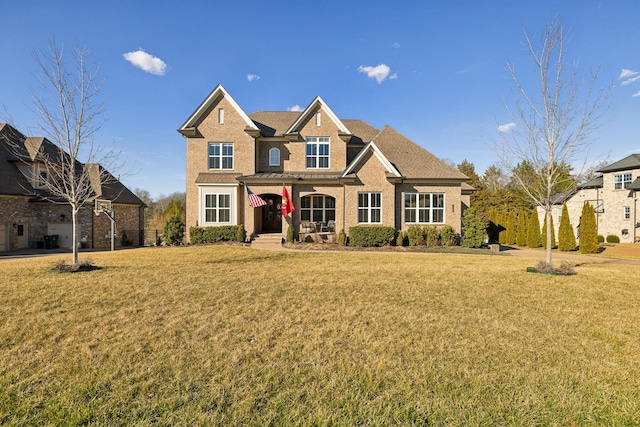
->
494, 16, 610, 267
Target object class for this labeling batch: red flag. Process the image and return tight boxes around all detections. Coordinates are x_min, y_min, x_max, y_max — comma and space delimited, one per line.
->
281, 186, 294, 216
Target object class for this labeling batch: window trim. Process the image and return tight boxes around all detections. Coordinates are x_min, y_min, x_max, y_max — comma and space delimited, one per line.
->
306, 137, 330, 169
300, 195, 336, 223
269, 147, 280, 166
614, 173, 633, 190
358, 192, 382, 224
203, 193, 232, 224
404, 192, 445, 224
208, 142, 234, 170
624, 206, 631, 220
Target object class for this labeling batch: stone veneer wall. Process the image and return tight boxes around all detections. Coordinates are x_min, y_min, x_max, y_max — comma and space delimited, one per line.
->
0, 196, 94, 250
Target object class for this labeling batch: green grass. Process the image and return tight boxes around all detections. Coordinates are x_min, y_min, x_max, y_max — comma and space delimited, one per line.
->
1, 246, 639, 425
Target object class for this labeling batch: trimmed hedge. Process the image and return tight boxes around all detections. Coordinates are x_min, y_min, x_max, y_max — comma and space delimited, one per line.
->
606, 234, 620, 243
348, 226, 396, 247
190, 225, 246, 244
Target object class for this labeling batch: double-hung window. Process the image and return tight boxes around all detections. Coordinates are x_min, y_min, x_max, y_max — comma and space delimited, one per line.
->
204, 194, 231, 223
208, 143, 234, 169
358, 192, 382, 223
300, 195, 336, 222
404, 193, 445, 224
306, 137, 330, 169
624, 206, 631, 220
614, 173, 632, 190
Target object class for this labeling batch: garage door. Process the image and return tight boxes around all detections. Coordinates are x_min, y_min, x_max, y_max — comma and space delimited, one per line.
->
48, 223, 74, 249
0, 223, 6, 252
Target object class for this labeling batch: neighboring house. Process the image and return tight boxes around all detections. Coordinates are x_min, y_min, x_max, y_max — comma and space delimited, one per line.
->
178, 84, 471, 242
541, 154, 640, 243
0, 123, 145, 251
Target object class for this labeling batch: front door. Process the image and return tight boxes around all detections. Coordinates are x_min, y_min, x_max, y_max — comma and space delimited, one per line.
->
262, 195, 282, 233
16, 223, 28, 249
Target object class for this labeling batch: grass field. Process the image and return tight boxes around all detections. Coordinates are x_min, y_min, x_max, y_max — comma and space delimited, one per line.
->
1, 246, 639, 426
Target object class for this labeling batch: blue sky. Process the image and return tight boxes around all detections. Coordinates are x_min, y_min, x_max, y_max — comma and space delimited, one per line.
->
2, 0, 639, 198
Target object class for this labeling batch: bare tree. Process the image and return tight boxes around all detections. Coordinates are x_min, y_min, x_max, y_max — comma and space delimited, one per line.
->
29, 39, 119, 265
496, 16, 609, 267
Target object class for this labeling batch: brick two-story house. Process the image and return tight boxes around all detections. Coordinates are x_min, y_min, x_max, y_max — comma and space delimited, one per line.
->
0, 123, 145, 251
179, 84, 471, 242
541, 154, 640, 243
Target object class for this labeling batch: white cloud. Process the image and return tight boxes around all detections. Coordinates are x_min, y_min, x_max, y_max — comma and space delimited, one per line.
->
389, 73, 398, 80
498, 122, 516, 133
358, 64, 394, 83
247, 73, 260, 82
633, 90, 640, 97
287, 105, 303, 112
392, 42, 400, 49
621, 75, 640, 86
122, 49, 167, 76
619, 69, 638, 80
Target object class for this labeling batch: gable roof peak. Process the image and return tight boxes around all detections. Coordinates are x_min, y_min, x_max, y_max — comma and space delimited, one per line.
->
285, 95, 350, 135
178, 84, 258, 135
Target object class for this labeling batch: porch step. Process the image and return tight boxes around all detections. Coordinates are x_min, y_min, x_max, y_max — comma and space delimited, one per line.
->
250, 234, 284, 250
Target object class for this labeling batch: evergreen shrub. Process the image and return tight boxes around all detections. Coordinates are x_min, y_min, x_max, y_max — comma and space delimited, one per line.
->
606, 234, 620, 243
461, 208, 486, 248
579, 202, 599, 254
597, 235, 605, 243
440, 225, 457, 246
348, 226, 396, 247
516, 210, 528, 246
190, 225, 245, 244
526, 210, 542, 248
405, 224, 424, 246
164, 216, 185, 246
424, 226, 439, 247
557, 204, 576, 251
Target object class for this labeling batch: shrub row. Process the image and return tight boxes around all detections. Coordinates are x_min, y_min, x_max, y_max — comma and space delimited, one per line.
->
400, 224, 458, 247
189, 225, 246, 244
348, 226, 396, 247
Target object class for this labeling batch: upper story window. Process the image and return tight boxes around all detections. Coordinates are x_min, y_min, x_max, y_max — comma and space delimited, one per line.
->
358, 192, 382, 224
624, 206, 631, 220
269, 147, 280, 166
614, 173, 632, 190
306, 137, 330, 169
208, 143, 233, 170
404, 193, 445, 224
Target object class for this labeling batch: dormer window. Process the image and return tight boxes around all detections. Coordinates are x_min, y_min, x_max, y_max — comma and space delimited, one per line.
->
269, 147, 280, 166
306, 137, 329, 169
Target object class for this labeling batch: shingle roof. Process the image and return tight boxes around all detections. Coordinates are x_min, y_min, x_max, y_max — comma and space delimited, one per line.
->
249, 111, 301, 136
597, 154, 640, 173
0, 124, 35, 196
246, 113, 467, 181
371, 126, 468, 180
1, 123, 144, 206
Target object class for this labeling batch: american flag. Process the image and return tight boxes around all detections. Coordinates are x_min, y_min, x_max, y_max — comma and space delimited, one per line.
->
246, 186, 267, 208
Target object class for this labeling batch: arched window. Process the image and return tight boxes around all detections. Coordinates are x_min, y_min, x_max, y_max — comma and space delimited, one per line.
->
269, 147, 280, 166
300, 195, 335, 222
